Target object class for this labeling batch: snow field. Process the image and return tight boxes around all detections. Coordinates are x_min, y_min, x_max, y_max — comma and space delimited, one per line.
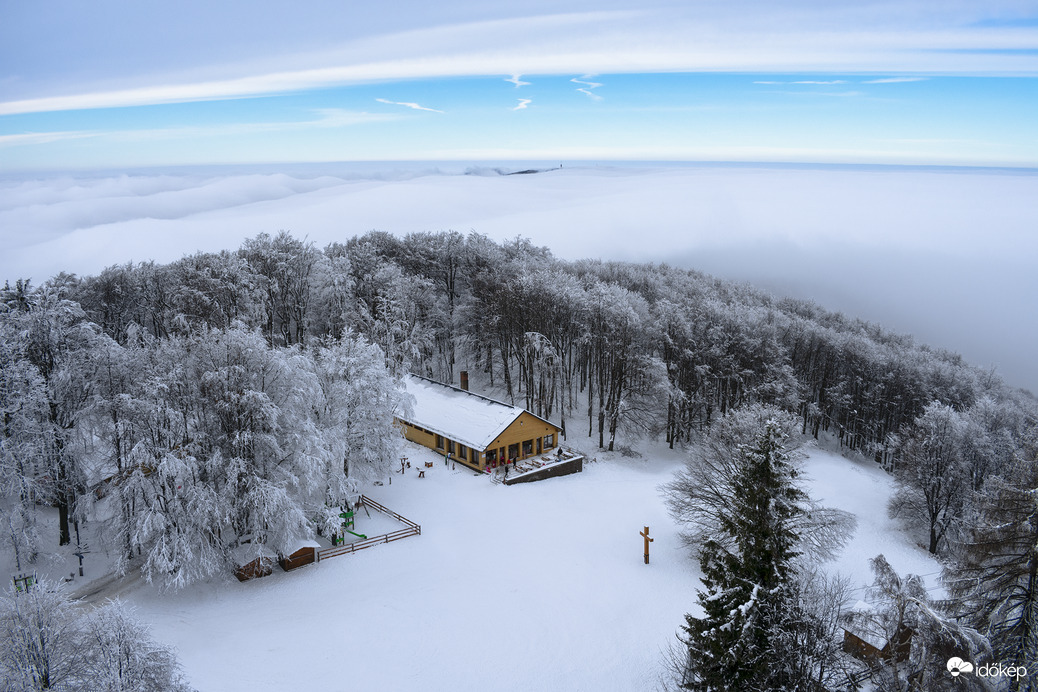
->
130, 442, 696, 691
800, 449, 945, 596
102, 440, 939, 691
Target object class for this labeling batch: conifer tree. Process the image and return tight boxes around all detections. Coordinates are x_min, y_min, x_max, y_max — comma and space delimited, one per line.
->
681, 418, 807, 691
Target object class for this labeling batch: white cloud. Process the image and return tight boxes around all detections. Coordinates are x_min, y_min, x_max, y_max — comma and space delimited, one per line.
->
755, 80, 849, 85
505, 74, 531, 88
4, 7, 1033, 115
375, 98, 444, 113
512, 98, 532, 110
0, 130, 99, 147
572, 75, 603, 100
0, 110, 394, 150
862, 76, 930, 83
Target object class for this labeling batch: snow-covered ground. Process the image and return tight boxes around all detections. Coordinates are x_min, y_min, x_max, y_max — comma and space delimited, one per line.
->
800, 448, 945, 597
19, 438, 932, 692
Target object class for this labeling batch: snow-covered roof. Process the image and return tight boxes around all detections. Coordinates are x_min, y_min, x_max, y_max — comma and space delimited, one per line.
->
399, 375, 556, 451
844, 602, 888, 651
286, 539, 321, 554
230, 543, 277, 566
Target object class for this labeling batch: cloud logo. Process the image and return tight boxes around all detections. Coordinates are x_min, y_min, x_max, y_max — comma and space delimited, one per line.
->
947, 657, 974, 677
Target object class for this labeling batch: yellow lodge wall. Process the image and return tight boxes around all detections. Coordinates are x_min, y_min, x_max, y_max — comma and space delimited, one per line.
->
397, 420, 436, 449
485, 412, 560, 463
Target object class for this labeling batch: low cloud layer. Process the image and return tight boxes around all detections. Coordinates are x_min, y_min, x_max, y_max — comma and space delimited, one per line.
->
3, 163, 1036, 392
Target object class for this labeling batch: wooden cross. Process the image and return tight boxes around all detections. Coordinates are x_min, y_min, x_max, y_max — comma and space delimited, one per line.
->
640, 526, 654, 564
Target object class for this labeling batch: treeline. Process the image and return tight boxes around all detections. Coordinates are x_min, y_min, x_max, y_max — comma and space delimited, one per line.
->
48, 230, 1036, 458
2, 230, 1036, 586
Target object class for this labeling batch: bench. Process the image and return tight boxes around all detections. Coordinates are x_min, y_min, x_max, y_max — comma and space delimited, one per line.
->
417, 470, 425, 478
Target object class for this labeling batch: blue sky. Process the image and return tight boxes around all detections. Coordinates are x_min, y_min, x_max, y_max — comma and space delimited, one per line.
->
2, 0, 1037, 169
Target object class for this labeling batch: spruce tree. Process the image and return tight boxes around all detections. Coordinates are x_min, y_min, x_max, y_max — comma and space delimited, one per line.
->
681, 418, 807, 691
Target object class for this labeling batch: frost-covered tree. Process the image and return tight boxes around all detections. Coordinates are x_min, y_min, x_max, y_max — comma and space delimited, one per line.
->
0, 580, 88, 691
240, 232, 319, 345
848, 555, 988, 691
0, 582, 192, 692
888, 401, 972, 554
80, 320, 412, 589
399, 230, 465, 381
315, 332, 408, 493
81, 600, 193, 692
4, 289, 98, 545
680, 416, 808, 691
945, 446, 1038, 690
582, 281, 656, 450
188, 326, 322, 567
0, 324, 49, 569
662, 405, 854, 562
88, 333, 225, 588
308, 251, 354, 340
167, 251, 262, 333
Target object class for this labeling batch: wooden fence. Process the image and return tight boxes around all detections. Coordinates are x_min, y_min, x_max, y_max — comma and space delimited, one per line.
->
317, 495, 420, 561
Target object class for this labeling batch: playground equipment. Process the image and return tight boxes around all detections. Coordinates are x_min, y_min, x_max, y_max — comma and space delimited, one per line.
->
12, 571, 36, 592
336, 510, 367, 542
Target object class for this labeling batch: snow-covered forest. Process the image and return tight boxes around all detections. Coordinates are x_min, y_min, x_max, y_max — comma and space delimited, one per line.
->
2, 229, 1037, 689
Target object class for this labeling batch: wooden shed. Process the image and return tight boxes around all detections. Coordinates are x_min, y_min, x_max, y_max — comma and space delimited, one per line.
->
232, 544, 276, 582
396, 374, 562, 472
842, 603, 913, 664
279, 540, 320, 572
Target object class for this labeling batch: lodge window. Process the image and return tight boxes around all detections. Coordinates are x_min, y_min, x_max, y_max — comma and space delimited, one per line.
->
435, 435, 444, 450
459, 444, 467, 460
508, 443, 519, 460
448, 440, 456, 455
544, 434, 554, 448
522, 439, 533, 457
487, 449, 497, 463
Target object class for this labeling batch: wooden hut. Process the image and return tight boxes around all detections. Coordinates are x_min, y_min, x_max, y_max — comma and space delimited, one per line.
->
842, 602, 914, 663
232, 544, 276, 582
279, 540, 320, 572
396, 374, 562, 472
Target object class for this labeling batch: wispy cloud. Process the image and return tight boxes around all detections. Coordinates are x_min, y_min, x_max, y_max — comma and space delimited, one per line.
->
375, 98, 444, 113
0, 130, 99, 147
512, 99, 532, 111
1, 7, 1033, 116
505, 74, 530, 88
0, 109, 392, 149
862, 77, 929, 83
778, 90, 866, 98
572, 75, 603, 100
754, 80, 847, 85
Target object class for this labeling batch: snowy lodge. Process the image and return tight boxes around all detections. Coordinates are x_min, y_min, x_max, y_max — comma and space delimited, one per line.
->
396, 374, 562, 472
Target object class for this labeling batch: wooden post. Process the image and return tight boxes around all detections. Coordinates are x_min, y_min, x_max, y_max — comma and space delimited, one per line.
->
640, 526, 653, 564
